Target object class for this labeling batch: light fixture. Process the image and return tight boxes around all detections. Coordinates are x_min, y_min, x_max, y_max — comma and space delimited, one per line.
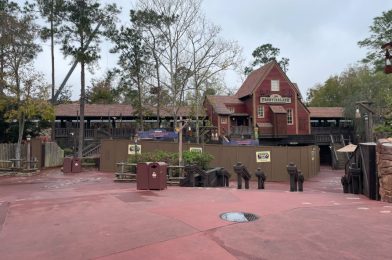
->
355, 108, 361, 119
382, 42, 392, 74
364, 113, 369, 121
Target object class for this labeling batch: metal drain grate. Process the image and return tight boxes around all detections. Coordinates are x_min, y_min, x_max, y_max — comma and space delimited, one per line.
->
220, 212, 259, 222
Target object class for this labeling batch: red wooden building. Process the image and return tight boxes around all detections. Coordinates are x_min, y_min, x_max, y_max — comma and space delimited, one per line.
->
204, 61, 311, 142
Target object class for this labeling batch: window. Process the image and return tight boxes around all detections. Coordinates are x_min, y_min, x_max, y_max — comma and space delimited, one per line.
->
271, 80, 280, 91
287, 109, 293, 125
257, 105, 264, 118
228, 106, 235, 113
220, 116, 227, 124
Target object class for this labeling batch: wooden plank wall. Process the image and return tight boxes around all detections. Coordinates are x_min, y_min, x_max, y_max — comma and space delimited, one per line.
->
44, 142, 64, 168
100, 139, 320, 181
0, 144, 27, 160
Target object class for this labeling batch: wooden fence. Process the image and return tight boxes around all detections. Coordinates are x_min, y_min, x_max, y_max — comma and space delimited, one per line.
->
100, 139, 320, 181
44, 142, 64, 168
0, 141, 64, 169
0, 143, 27, 161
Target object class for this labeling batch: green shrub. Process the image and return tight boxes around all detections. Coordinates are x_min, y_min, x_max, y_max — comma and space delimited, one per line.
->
127, 150, 178, 165
126, 150, 213, 169
63, 148, 74, 156
183, 151, 214, 170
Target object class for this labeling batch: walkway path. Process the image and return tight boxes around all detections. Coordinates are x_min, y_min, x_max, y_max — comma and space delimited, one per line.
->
0, 167, 391, 259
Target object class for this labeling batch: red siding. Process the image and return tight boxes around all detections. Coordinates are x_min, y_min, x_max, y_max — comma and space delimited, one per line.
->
205, 63, 310, 138
253, 66, 301, 135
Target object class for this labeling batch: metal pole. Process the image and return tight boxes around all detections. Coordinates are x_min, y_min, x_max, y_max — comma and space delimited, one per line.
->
26, 135, 31, 170
179, 120, 183, 166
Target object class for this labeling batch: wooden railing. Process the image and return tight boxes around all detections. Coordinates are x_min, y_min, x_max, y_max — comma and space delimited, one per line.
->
55, 128, 134, 139
311, 126, 353, 135
230, 126, 253, 136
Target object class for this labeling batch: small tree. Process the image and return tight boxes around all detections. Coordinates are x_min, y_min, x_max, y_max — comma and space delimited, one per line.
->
86, 72, 118, 104
5, 70, 54, 163
245, 43, 289, 74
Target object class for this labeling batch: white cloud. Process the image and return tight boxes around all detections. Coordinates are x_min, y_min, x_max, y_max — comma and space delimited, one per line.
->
23, 0, 392, 100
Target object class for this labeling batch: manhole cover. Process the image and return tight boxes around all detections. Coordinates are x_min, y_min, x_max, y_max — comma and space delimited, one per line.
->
220, 212, 259, 222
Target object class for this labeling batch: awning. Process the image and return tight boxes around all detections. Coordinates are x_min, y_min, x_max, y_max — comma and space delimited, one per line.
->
337, 144, 357, 153
270, 106, 287, 114
257, 122, 272, 128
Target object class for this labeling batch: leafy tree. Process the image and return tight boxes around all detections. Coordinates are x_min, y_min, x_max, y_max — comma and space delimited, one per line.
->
86, 72, 118, 104
358, 9, 392, 71
306, 76, 343, 107
5, 70, 54, 163
129, 9, 176, 129
307, 65, 392, 128
245, 43, 289, 74
0, 0, 20, 95
58, 0, 119, 157
110, 14, 153, 131
1, 1, 54, 163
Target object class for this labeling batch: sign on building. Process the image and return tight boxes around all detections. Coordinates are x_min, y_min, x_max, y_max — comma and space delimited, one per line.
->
128, 144, 142, 155
260, 94, 291, 104
190, 147, 203, 153
256, 151, 271, 162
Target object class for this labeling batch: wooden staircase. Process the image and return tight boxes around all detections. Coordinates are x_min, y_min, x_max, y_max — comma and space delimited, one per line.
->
82, 142, 101, 158
330, 134, 350, 170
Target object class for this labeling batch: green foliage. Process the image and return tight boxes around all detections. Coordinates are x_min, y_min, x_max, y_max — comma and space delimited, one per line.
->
183, 151, 214, 170
59, 0, 120, 65
358, 9, 392, 71
87, 72, 118, 104
63, 147, 73, 156
245, 43, 289, 74
127, 150, 214, 169
307, 66, 392, 119
128, 150, 178, 165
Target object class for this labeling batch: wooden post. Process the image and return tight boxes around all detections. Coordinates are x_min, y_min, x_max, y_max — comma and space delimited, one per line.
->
177, 118, 190, 166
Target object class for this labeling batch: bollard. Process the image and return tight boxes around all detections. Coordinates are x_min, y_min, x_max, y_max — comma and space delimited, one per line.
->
235, 162, 243, 189
297, 170, 304, 192
286, 162, 298, 192
233, 162, 251, 189
255, 168, 266, 189
341, 175, 349, 193
349, 163, 361, 194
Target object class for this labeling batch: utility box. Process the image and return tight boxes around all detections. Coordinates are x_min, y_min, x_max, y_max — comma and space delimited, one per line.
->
137, 162, 152, 190
71, 158, 82, 173
62, 157, 72, 173
148, 162, 167, 190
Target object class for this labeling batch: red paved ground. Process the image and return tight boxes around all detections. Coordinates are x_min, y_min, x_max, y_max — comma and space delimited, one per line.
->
0, 167, 391, 260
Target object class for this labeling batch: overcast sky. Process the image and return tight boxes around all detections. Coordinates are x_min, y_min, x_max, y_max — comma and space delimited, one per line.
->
30, 0, 392, 101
